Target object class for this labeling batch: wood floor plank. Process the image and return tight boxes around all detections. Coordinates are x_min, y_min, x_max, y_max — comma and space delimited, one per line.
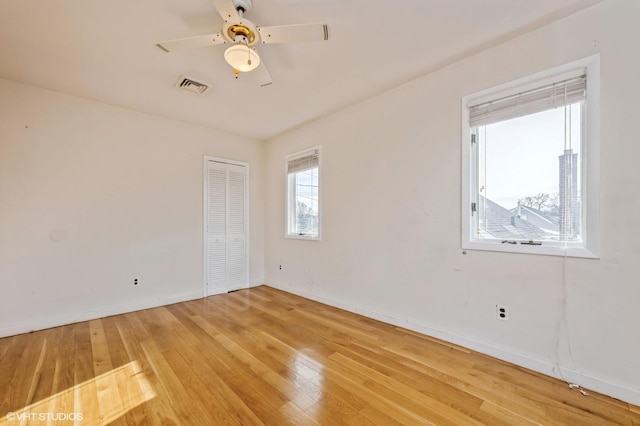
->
89, 318, 128, 424
23, 331, 50, 408
475, 359, 638, 425
161, 348, 240, 425
47, 325, 76, 420
115, 313, 181, 425
1, 285, 639, 425
100, 316, 148, 425
478, 400, 541, 426
381, 342, 553, 423
138, 339, 212, 425
327, 351, 501, 426
189, 308, 376, 424
186, 318, 295, 423
145, 310, 263, 425
72, 320, 100, 423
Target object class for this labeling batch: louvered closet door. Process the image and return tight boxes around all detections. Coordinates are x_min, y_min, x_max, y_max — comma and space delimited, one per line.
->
207, 161, 228, 295
206, 161, 248, 296
226, 164, 247, 291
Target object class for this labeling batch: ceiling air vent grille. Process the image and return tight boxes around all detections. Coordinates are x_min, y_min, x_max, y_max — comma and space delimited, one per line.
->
174, 76, 210, 94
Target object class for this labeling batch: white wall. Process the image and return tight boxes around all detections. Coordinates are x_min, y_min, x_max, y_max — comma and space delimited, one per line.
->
264, 0, 640, 405
0, 78, 265, 337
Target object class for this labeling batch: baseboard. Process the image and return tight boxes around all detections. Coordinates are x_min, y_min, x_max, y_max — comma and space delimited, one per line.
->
265, 281, 640, 407
0, 291, 203, 339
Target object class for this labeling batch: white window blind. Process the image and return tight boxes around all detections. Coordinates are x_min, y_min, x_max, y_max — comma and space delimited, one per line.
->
469, 75, 586, 127
287, 150, 319, 174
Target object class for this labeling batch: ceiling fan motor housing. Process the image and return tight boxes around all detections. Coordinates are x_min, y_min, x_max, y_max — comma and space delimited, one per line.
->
222, 0, 260, 47
227, 23, 258, 45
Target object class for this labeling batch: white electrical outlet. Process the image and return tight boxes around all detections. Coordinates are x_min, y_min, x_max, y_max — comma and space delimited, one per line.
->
496, 304, 509, 321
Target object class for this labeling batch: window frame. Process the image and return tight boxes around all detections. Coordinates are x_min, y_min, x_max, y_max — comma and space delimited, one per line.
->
461, 55, 600, 258
285, 145, 322, 241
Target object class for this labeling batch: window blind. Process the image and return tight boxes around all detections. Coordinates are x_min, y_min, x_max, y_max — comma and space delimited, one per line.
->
287, 150, 319, 174
469, 75, 586, 127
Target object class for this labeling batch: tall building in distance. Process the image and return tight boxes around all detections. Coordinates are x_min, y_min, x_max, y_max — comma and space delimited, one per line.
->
559, 149, 580, 241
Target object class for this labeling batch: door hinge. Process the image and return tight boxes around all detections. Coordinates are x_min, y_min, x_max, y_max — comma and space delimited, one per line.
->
471, 202, 477, 216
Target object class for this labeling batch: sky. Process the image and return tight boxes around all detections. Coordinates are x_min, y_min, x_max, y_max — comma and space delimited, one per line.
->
478, 103, 582, 209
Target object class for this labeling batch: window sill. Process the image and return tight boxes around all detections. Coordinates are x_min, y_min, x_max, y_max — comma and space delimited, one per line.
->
285, 234, 322, 241
462, 240, 599, 259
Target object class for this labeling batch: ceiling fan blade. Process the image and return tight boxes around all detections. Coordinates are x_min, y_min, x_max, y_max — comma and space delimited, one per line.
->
211, 0, 240, 23
258, 23, 329, 44
253, 60, 273, 88
156, 34, 225, 53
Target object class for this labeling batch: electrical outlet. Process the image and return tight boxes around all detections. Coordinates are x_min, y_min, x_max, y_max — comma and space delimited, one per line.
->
133, 278, 139, 286
279, 264, 282, 270
496, 304, 508, 321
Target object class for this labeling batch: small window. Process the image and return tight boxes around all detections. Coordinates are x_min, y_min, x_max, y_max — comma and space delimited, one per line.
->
462, 56, 599, 258
286, 146, 321, 240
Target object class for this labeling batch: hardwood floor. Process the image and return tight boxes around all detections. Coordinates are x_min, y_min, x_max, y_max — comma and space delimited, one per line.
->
1, 286, 638, 425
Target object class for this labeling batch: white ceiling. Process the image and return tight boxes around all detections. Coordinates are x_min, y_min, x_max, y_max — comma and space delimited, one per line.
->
0, 0, 602, 140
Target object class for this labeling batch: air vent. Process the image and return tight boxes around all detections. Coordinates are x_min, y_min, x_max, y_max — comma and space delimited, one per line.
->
174, 76, 210, 95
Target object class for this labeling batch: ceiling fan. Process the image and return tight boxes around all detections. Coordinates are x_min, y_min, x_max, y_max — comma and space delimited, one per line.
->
156, 0, 329, 87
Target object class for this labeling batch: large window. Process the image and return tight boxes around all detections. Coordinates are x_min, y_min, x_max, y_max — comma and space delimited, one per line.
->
286, 146, 321, 240
462, 56, 599, 258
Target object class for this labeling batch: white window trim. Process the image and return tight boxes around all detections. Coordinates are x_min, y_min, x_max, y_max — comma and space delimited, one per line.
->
285, 145, 322, 241
461, 55, 600, 258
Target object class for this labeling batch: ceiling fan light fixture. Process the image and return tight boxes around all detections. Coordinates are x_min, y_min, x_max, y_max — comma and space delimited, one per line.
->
224, 43, 260, 72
